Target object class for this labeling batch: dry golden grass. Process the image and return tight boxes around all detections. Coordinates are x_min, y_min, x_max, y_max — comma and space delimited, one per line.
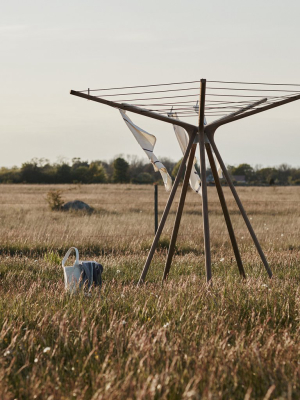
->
0, 184, 299, 256
0, 184, 300, 399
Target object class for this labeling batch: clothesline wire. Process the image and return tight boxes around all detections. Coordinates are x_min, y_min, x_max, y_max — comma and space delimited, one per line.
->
157, 114, 229, 117
96, 87, 199, 96
132, 99, 270, 106
77, 79, 300, 93
80, 80, 201, 92
119, 92, 294, 120
116, 94, 293, 118
147, 106, 269, 112
153, 110, 229, 115
88, 87, 300, 98
75, 80, 300, 122
131, 113, 218, 118
101, 92, 288, 104
136, 94, 293, 104
129, 99, 291, 117
102, 92, 296, 103
135, 98, 285, 111
208, 80, 300, 86
208, 87, 300, 93
149, 105, 257, 111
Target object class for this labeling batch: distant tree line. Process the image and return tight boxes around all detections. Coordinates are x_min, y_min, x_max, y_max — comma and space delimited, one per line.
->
0, 157, 177, 185
227, 163, 300, 186
0, 158, 299, 185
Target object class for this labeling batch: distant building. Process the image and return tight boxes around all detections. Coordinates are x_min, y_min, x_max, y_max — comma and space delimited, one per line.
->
232, 175, 246, 183
206, 174, 214, 184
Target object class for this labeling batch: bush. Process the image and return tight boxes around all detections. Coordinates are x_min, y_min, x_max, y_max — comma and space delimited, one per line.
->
131, 172, 154, 184
46, 190, 64, 211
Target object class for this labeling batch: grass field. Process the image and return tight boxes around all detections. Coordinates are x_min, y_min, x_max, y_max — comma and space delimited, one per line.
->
0, 184, 299, 399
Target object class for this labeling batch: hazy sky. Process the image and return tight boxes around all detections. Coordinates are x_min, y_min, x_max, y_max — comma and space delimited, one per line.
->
1, 0, 300, 168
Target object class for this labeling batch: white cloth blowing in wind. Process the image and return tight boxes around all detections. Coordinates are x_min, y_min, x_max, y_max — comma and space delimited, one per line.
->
216, 159, 223, 178
168, 112, 202, 195
119, 110, 172, 191
192, 105, 223, 179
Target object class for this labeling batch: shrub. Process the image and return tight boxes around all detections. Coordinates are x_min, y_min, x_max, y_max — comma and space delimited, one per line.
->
46, 190, 64, 211
131, 172, 154, 184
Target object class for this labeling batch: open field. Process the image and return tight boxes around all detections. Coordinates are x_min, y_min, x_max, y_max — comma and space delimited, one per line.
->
0, 184, 300, 399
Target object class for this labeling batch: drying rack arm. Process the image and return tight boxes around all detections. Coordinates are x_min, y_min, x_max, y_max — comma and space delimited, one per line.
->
70, 90, 197, 133
206, 93, 300, 131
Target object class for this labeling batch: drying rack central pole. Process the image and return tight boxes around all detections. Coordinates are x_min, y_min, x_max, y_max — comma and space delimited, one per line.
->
198, 79, 212, 282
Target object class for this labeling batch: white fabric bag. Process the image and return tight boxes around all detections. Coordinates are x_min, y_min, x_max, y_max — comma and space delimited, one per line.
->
119, 109, 172, 191
62, 247, 81, 293
168, 112, 202, 195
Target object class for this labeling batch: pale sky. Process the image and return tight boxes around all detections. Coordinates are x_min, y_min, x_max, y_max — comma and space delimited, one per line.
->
1, 0, 300, 168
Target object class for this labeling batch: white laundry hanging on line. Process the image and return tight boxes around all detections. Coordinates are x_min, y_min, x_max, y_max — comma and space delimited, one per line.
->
190, 106, 223, 179
168, 112, 202, 195
216, 158, 223, 179
119, 110, 172, 192
204, 133, 223, 179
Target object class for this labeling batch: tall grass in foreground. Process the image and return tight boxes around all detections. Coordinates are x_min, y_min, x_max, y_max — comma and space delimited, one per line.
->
0, 185, 300, 399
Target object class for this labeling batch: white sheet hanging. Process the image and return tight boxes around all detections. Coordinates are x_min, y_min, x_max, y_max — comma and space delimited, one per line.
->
194, 107, 223, 179
216, 157, 223, 178
168, 112, 202, 195
119, 110, 172, 191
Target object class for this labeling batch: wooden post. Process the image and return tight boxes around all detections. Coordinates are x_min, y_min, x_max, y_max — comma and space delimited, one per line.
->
162, 143, 197, 281
138, 130, 197, 285
198, 79, 212, 282
205, 143, 246, 278
154, 184, 158, 234
209, 136, 272, 278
